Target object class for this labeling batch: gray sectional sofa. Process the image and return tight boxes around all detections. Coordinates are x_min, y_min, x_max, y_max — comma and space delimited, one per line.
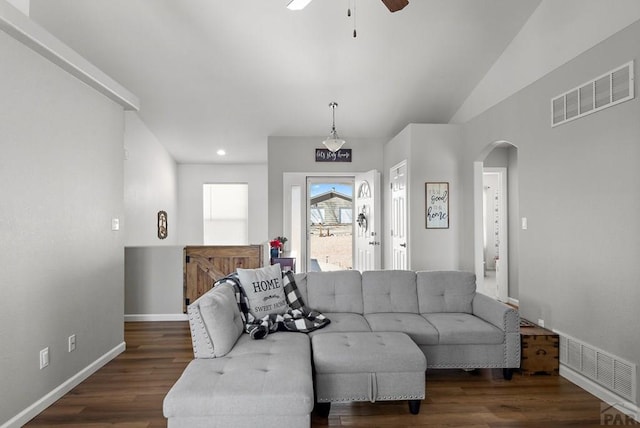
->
163, 270, 520, 428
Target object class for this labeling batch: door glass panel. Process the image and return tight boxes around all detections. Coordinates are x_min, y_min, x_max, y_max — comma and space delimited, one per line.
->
308, 179, 353, 272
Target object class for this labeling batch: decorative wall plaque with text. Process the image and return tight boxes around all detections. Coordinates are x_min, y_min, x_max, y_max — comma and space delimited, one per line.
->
315, 148, 352, 162
425, 182, 449, 229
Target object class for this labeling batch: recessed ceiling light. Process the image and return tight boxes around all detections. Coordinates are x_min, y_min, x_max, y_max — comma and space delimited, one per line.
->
287, 0, 312, 11
217, 149, 226, 156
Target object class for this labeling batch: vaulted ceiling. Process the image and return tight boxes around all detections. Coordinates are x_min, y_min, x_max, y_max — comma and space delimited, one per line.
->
30, 0, 542, 163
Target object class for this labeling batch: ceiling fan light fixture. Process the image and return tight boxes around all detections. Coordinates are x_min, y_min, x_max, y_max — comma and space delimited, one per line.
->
322, 102, 346, 152
287, 0, 313, 11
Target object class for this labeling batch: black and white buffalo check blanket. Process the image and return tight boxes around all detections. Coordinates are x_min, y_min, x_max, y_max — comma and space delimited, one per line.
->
213, 271, 330, 339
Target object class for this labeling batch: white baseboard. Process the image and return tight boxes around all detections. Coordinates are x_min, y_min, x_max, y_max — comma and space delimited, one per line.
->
1, 342, 126, 428
508, 297, 519, 306
560, 364, 640, 422
124, 313, 188, 322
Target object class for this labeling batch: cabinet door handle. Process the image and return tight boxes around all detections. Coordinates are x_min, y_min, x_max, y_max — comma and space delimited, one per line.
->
400, 243, 407, 248
536, 349, 547, 356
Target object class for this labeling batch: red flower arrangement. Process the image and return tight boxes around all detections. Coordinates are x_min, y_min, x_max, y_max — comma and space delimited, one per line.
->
269, 239, 282, 249
270, 236, 288, 249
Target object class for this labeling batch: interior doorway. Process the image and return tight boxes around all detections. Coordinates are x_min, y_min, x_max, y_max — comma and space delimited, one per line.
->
473, 142, 518, 303
482, 168, 508, 301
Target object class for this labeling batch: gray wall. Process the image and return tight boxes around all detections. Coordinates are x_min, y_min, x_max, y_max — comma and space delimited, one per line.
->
124, 111, 179, 246
383, 124, 462, 271
268, 136, 385, 240
124, 246, 183, 316
461, 19, 640, 404
122, 112, 182, 318
178, 163, 268, 246
0, 30, 125, 425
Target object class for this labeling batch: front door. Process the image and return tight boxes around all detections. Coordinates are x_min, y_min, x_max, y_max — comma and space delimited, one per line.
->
390, 161, 408, 269
353, 170, 381, 271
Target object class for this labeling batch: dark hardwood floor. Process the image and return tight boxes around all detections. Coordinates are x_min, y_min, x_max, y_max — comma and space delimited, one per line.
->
25, 321, 635, 427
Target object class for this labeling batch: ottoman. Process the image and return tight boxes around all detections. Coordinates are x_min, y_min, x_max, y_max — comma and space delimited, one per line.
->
311, 332, 427, 416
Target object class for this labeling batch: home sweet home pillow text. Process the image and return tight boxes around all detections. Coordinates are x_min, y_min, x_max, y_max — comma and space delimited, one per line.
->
237, 264, 288, 319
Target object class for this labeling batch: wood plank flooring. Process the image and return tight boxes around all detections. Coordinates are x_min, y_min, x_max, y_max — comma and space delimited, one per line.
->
25, 321, 635, 427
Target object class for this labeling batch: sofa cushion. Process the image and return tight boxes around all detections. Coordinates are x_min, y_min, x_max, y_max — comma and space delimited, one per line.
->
422, 313, 504, 345
362, 270, 418, 314
364, 313, 439, 345
292, 272, 309, 304
308, 313, 371, 337
198, 283, 244, 357
237, 264, 288, 318
163, 333, 313, 418
417, 271, 476, 314
306, 270, 363, 314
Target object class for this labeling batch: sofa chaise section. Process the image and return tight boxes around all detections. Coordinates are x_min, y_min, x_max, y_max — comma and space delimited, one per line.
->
163, 283, 314, 428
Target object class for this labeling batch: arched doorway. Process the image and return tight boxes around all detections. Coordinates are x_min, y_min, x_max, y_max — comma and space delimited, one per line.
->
473, 141, 519, 303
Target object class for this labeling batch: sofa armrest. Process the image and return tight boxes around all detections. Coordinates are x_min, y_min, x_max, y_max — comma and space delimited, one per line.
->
472, 293, 519, 333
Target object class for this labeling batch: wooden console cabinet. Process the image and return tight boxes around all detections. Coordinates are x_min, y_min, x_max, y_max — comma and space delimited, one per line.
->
183, 245, 263, 312
520, 322, 559, 375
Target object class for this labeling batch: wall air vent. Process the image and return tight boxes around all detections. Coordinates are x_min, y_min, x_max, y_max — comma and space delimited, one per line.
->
551, 61, 634, 127
559, 332, 636, 403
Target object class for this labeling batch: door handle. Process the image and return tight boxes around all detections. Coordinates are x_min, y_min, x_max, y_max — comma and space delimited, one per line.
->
400, 243, 407, 248
369, 241, 381, 246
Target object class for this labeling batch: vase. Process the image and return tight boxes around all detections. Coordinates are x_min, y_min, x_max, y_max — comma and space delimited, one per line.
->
270, 247, 279, 259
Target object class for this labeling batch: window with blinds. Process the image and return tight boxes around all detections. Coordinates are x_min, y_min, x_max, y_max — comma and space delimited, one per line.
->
203, 183, 249, 245
551, 61, 634, 127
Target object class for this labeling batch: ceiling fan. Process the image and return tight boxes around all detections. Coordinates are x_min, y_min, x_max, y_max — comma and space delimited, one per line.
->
287, 0, 409, 13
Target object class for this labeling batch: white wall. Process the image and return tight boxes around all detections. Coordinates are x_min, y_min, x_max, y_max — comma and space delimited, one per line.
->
124, 111, 178, 246
0, 30, 125, 425
178, 163, 268, 246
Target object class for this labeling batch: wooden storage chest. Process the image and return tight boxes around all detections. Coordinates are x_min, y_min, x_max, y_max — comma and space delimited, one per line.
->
520, 323, 559, 375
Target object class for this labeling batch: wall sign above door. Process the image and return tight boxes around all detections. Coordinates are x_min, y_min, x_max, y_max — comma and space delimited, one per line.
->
315, 148, 352, 162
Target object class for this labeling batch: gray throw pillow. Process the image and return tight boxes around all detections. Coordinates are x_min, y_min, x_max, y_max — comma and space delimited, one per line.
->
237, 264, 288, 319
199, 283, 244, 357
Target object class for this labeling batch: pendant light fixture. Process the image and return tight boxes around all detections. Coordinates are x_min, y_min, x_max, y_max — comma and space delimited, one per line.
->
323, 102, 346, 152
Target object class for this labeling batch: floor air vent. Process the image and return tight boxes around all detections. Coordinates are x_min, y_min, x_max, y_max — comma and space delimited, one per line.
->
551, 61, 634, 127
559, 332, 636, 402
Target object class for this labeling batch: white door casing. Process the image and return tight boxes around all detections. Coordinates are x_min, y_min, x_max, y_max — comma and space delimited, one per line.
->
390, 161, 408, 270
354, 170, 381, 271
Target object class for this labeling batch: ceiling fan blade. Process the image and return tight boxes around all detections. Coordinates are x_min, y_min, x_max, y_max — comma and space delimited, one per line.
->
381, 0, 409, 12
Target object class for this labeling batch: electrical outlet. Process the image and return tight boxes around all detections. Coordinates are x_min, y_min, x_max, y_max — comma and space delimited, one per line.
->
40, 347, 49, 369
538, 318, 545, 328
68, 334, 76, 352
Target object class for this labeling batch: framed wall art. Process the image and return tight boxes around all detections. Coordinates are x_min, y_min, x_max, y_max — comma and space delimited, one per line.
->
425, 182, 449, 229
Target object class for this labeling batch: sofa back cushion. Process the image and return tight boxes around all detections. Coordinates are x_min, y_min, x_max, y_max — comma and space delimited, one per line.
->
417, 270, 476, 314
292, 272, 309, 304
306, 270, 363, 313
362, 270, 418, 314
187, 282, 244, 358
